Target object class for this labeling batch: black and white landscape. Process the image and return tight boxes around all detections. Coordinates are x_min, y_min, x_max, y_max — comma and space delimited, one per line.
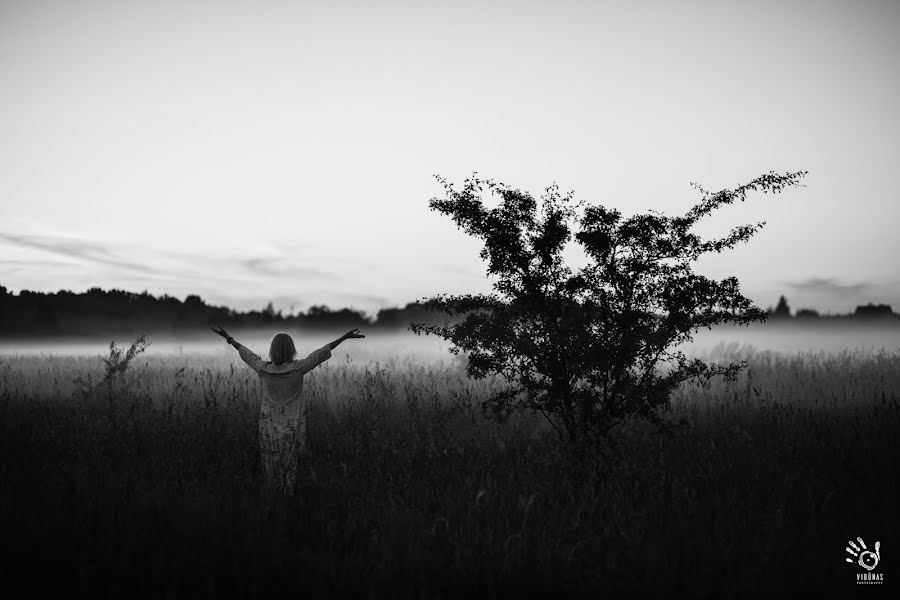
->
1, 0, 897, 597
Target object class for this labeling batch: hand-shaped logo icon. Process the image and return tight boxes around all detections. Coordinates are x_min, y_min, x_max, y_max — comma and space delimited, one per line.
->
845, 537, 881, 571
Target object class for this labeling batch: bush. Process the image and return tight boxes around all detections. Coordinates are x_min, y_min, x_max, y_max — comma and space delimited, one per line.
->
413, 171, 807, 443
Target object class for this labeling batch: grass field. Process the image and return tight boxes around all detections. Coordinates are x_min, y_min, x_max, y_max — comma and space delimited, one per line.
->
1, 343, 898, 597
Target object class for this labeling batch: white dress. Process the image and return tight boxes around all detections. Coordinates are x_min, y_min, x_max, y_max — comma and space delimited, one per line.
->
235, 342, 332, 493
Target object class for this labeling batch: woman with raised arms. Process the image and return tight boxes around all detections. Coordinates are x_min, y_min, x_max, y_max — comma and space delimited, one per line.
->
211, 325, 365, 495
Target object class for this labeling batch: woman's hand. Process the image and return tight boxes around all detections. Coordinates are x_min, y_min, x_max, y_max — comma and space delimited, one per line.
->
328, 329, 365, 351
210, 325, 232, 340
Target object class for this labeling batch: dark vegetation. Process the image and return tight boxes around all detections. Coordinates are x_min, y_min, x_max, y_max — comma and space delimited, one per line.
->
0, 283, 895, 340
766, 294, 895, 319
1, 345, 898, 597
413, 172, 809, 442
0, 284, 451, 337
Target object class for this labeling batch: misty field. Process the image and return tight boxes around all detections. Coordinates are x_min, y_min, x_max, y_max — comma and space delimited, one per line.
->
1, 343, 898, 597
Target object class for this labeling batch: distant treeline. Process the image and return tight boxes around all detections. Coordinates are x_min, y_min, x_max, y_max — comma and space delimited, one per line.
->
765, 294, 897, 320
0, 285, 895, 338
0, 284, 452, 337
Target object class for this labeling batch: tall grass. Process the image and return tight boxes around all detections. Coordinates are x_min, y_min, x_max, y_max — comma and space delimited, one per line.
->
1, 345, 898, 597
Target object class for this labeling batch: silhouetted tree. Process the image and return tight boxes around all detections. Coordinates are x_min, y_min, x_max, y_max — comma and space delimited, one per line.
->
302, 304, 371, 328
855, 303, 893, 318
412, 171, 807, 443
796, 308, 820, 318
375, 302, 457, 329
771, 295, 791, 318
262, 301, 279, 322
184, 294, 205, 308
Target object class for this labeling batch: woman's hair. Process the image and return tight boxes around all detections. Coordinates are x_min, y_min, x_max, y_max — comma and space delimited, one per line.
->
268, 333, 297, 365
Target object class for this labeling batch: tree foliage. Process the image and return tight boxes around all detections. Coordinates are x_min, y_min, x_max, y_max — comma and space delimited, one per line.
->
412, 171, 807, 443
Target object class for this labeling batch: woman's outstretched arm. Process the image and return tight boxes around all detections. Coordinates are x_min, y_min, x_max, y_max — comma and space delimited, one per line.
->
297, 329, 365, 375
211, 325, 262, 373
327, 328, 365, 351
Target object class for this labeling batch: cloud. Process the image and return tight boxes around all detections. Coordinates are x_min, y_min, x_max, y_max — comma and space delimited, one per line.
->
0, 232, 161, 276
241, 257, 336, 280
0, 232, 341, 291
154, 249, 339, 282
0, 258, 84, 269
269, 241, 379, 268
438, 263, 484, 279
784, 277, 871, 297
0, 231, 387, 314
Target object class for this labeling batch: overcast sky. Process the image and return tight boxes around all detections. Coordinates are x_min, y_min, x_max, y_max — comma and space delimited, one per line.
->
1, 0, 898, 315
